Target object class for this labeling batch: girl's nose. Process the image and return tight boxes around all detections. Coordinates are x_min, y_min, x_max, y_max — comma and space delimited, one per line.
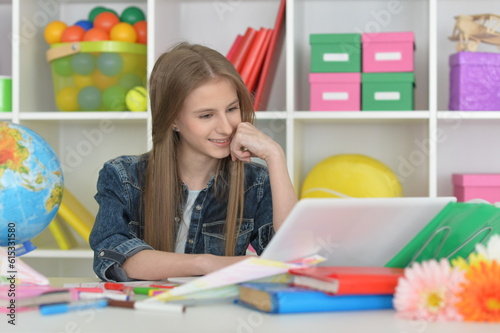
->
217, 114, 233, 134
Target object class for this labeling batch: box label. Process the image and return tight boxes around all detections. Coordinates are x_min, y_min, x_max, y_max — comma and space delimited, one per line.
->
323, 53, 349, 62
375, 92, 401, 100
375, 52, 402, 61
323, 92, 349, 101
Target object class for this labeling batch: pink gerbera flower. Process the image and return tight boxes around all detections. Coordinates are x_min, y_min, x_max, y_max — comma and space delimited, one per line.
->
393, 259, 465, 321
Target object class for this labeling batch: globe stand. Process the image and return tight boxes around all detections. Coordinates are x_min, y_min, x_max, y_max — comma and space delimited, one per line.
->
15, 240, 37, 256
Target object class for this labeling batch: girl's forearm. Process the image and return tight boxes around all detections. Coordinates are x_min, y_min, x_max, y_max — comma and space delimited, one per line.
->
122, 249, 247, 280
265, 143, 298, 231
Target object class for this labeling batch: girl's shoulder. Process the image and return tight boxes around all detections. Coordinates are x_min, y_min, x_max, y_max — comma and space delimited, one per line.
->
105, 154, 148, 166
104, 154, 148, 169
101, 154, 149, 180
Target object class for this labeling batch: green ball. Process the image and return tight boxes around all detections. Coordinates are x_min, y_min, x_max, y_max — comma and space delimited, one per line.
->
78, 86, 102, 111
88, 7, 119, 22
97, 53, 123, 76
88, 7, 107, 22
53, 56, 73, 77
120, 6, 146, 25
71, 53, 95, 75
102, 85, 127, 111
119, 73, 143, 91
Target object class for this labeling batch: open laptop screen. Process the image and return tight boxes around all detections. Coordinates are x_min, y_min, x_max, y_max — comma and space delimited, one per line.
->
260, 197, 456, 266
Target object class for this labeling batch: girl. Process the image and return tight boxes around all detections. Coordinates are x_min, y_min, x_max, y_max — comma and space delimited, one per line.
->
89, 43, 297, 282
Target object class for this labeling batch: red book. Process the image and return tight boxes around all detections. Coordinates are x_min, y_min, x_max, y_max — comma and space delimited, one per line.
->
289, 266, 404, 295
253, 0, 286, 111
246, 28, 273, 92
231, 27, 257, 72
226, 34, 243, 62
240, 27, 270, 89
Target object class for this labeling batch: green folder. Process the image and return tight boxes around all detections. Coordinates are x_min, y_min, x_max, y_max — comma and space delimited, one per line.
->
386, 202, 500, 268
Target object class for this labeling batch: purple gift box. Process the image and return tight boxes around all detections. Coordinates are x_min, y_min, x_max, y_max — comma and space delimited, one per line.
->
449, 52, 500, 111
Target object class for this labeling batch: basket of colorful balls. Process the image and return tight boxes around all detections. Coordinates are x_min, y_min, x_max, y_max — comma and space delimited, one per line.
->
44, 6, 148, 112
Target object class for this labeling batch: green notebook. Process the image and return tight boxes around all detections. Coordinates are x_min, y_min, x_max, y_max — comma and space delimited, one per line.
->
386, 202, 500, 268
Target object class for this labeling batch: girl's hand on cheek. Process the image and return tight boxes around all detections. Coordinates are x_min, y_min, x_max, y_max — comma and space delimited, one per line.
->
230, 122, 278, 162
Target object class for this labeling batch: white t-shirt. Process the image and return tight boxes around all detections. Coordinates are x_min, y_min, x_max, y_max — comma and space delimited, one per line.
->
175, 190, 201, 253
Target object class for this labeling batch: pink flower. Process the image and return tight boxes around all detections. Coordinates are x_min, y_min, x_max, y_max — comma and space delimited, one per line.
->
393, 259, 465, 321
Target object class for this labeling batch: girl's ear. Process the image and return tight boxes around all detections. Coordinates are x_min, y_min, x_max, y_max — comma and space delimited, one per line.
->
172, 123, 179, 132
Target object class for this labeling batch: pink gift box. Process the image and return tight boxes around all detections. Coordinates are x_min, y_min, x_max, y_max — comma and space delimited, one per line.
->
452, 173, 500, 203
309, 73, 361, 111
362, 32, 415, 73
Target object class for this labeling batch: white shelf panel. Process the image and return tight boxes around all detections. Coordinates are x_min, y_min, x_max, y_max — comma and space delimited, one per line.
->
23, 249, 93, 259
19, 112, 149, 121
0, 113, 13, 121
438, 111, 500, 120
293, 111, 431, 121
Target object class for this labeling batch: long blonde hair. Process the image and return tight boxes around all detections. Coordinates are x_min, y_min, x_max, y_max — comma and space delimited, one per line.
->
144, 42, 255, 256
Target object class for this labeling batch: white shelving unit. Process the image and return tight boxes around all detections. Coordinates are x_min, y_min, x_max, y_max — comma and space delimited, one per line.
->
2, 0, 500, 277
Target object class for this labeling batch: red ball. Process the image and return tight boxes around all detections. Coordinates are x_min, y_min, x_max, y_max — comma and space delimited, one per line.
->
133, 20, 147, 44
61, 25, 85, 43
83, 27, 109, 41
93, 11, 120, 34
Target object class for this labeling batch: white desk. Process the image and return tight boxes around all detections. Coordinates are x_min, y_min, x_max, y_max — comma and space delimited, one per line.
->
2, 279, 499, 333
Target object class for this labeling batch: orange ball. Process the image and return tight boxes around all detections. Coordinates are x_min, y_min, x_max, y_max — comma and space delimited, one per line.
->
93, 11, 120, 34
44, 21, 67, 44
83, 27, 109, 41
133, 21, 147, 44
61, 25, 85, 43
110, 22, 137, 43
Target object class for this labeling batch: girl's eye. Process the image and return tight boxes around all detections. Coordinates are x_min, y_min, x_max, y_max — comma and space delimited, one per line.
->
228, 106, 239, 113
200, 114, 212, 119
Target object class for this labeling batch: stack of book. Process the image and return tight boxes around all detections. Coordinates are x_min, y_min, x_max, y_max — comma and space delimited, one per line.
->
226, 0, 285, 111
236, 266, 404, 314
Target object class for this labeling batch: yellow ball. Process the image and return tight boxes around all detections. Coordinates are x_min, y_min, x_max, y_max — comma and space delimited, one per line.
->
73, 73, 94, 88
56, 86, 80, 111
301, 154, 402, 199
44, 21, 67, 44
125, 86, 147, 112
110, 22, 137, 43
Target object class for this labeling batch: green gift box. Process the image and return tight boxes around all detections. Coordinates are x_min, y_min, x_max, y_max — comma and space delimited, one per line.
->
362, 72, 415, 111
309, 33, 361, 73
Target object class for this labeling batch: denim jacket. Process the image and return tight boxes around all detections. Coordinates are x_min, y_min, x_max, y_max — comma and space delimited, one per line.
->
89, 154, 275, 282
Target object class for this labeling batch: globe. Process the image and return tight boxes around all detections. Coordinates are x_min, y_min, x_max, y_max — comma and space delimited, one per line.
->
0, 122, 64, 253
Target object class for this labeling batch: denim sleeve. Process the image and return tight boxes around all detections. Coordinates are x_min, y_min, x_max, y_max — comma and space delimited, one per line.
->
89, 162, 153, 282
250, 170, 275, 255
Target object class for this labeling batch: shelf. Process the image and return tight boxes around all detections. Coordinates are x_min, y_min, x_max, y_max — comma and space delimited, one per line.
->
438, 111, 500, 120
23, 248, 93, 259
292, 111, 431, 121
0, 112, 13, 121
19, 111, 149, 121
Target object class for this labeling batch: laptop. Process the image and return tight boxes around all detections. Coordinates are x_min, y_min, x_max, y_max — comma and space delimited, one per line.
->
260, 197, 456, 266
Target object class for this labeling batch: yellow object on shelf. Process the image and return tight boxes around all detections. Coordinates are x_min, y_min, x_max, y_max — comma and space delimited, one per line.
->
47, 217, 76, 250
57, 188, 95, 243
301, 154, 402, 199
